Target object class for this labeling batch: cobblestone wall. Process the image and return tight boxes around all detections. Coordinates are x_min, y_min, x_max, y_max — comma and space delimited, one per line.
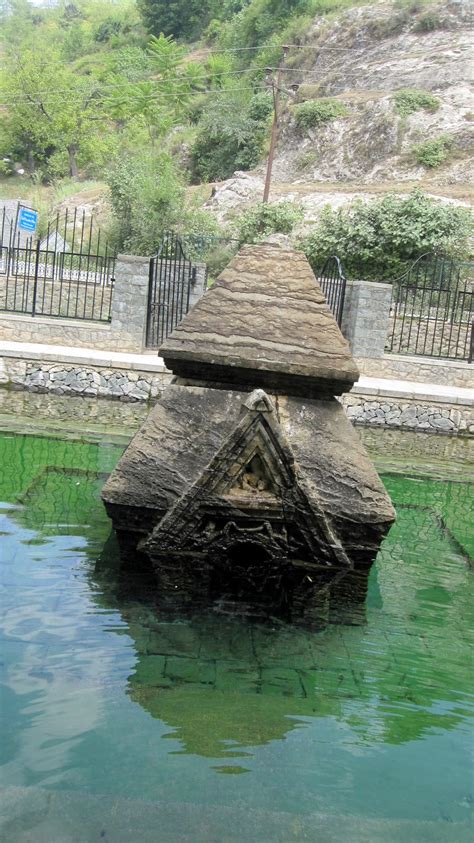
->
1, 354, 472, 434
341, 395, 473, 435
0, 357, 169, 402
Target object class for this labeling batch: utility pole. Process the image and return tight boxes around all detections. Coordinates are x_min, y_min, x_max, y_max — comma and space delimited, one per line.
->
262, 46, 289, 204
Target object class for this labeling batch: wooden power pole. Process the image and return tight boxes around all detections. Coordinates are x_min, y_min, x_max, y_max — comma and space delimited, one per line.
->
262, 46, 289, 204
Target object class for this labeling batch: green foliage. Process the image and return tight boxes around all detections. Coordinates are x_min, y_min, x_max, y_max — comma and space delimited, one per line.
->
293, 98, 348, 131
413, 10, 442, 32
247, 91, 274, 122
190, 90, 272, 183
137, 0, 213, 39
414, 135, 451, 168
234, 201, 304, 246
393, 88, 440, 117
365, 10, 410, 40
107, 148, 185, 254
299, 191, 472, 279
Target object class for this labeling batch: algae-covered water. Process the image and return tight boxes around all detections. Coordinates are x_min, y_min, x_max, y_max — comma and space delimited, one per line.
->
0, 398, 473, 842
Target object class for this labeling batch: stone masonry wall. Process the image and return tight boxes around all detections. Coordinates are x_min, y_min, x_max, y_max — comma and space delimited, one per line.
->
356, 354, 473, 389
0, 356, 169, 402
341, 280, 392, 359
341, 394, 473, 436
1, 354, 472, 434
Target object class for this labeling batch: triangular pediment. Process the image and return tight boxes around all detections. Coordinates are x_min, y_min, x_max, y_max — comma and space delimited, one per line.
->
142, 391, 351, 571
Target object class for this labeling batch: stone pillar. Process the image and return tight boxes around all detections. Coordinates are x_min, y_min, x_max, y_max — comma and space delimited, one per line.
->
188, 262, 208, 309
341, 279, 392, 359
110, 254, 150, 352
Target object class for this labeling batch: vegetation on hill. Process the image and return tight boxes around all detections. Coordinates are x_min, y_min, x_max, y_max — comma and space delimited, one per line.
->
0, 0, 470, 269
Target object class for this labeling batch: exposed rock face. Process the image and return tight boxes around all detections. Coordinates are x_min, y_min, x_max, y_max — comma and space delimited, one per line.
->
102, 242, 395, 629
204, 1, 472, 227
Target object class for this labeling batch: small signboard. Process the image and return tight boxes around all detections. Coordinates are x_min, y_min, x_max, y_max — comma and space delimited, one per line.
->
18, 207, 38, 234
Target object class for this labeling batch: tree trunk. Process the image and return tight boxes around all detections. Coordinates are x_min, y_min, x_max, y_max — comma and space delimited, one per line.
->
27, 149, 35, 175
68, 145, 79, 178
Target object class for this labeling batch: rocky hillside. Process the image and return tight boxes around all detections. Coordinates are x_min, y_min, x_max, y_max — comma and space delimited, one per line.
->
206, 0, 473, 226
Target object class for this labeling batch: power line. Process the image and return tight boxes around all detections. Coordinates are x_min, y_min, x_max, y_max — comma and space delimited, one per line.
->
0, 65, 276, 104
0, 84, 274, 109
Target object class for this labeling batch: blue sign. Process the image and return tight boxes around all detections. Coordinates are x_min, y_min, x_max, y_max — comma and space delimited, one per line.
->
18, 208, 38, 233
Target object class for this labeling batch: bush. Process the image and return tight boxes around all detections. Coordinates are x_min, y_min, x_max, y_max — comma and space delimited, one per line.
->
247, 91, 274, 123
414, 135, 451, 168
365, 10, 409, 40
299, 191, 472, 280
190, 91, 273, 183
293, 98, 348, 131
107, 149, 185, 255
413, 11, 442, 32
393, 88, 440, 117
191, 126, 265, 183
235, 201, 304, 246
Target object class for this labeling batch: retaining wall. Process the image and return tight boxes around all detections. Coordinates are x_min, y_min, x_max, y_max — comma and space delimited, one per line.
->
1, 346, 472, 435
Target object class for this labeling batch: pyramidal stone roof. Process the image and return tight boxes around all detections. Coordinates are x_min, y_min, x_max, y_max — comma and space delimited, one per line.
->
160, 242, 359, 397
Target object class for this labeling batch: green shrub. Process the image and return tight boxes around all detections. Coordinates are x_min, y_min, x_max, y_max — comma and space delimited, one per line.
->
393, 88, 440, 117
365, 11, 409, 40
247, 91, 274, 123
235, 201, 304, 246
414, 135, 451, 168
293, 98, 348, 131
190, 91, 273, 183
106, 148, 185, 255
413, 11, 442, 32
299, 190, 472, 280
191, 126, 265, 183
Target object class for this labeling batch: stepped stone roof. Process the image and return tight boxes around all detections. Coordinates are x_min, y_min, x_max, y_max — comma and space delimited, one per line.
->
160, 242, 359, 397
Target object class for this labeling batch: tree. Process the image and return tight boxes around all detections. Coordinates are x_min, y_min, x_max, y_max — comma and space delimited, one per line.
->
1, 43, 102, 179
137, 0, 213, 39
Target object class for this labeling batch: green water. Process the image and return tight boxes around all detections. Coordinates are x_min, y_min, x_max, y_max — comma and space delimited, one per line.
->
0, 424, 473, 842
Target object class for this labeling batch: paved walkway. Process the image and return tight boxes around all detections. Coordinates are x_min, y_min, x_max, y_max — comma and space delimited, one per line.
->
1, 339, 473, 405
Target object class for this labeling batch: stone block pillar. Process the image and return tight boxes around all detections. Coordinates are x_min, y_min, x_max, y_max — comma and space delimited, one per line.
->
189, 263, 208, 308
341, 279, 392, 359
111, 255, 150, 352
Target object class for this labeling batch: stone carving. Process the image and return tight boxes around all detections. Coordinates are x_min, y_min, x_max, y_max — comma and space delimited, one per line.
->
102, 242, 395, 628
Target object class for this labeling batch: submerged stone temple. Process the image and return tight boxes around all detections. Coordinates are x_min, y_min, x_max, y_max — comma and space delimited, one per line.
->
102, 241, 395, 628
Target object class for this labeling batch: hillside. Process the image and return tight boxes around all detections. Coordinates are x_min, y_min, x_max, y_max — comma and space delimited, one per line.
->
0, 0, 471, 246
205, 0, 473, 225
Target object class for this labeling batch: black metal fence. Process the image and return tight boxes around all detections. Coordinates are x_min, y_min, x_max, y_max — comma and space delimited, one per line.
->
316, 255, 347, 327
386, 253, 474, 362
0, 206, 115, 322
146, 233, 197, 348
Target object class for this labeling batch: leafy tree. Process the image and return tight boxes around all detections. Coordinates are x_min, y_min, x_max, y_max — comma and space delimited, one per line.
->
1, 43, 102, 179
137, 0, 214, 39
299, 191, 472, 279
190, 90, 273, 183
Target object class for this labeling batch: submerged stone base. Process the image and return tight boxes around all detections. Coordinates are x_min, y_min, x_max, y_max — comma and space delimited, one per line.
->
103, 383, 395, 630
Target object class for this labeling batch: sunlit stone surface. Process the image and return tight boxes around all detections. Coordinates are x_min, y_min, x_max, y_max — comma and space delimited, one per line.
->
102, 242, 395, 627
